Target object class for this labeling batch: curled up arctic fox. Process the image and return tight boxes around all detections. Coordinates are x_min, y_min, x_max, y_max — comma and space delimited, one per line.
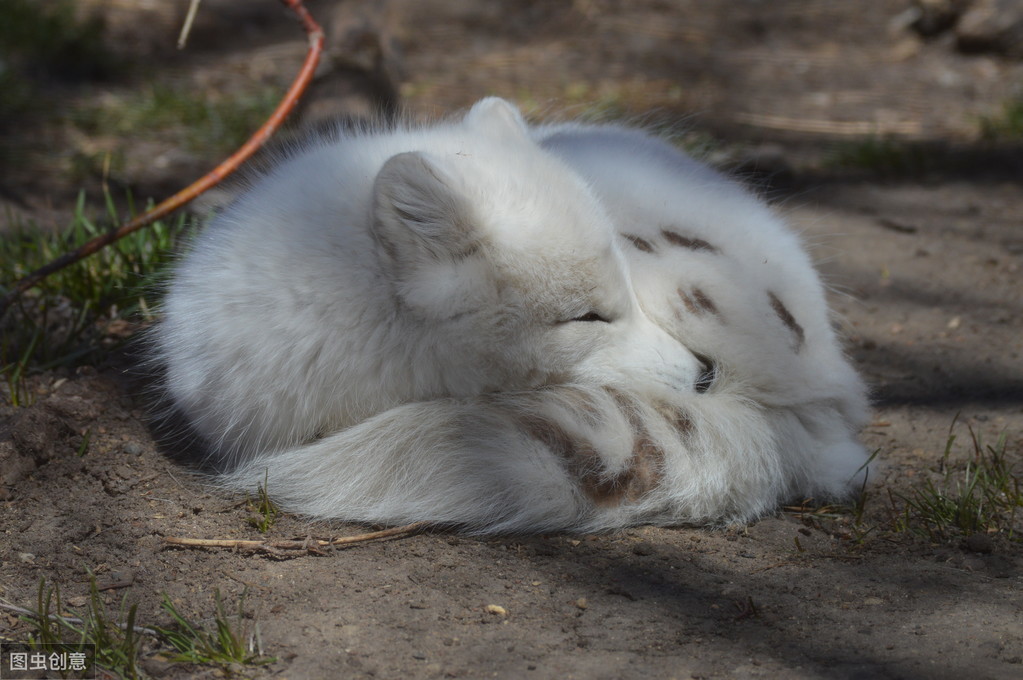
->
152, 98, 870, 533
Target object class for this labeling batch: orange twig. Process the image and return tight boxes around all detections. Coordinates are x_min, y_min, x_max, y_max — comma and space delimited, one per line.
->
0, 0, 324, 318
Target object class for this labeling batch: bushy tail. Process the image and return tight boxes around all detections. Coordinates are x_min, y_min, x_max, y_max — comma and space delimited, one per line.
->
215, 380, 868, 534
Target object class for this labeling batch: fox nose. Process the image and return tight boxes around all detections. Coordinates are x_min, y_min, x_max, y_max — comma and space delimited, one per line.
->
694, 354, 716, 394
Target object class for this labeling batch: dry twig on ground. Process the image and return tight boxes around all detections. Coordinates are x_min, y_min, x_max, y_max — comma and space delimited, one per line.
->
163, 522, 430, 556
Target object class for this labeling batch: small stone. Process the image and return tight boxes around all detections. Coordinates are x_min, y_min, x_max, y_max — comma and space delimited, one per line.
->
141, 654, 175, 677
957, 0, 1023, 57
485, 604, 507, 616
575, 597, 588, 610
123, 441, 145, 456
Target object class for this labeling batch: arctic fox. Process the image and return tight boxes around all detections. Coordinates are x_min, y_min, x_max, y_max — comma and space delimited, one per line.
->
152, 98, 869, 533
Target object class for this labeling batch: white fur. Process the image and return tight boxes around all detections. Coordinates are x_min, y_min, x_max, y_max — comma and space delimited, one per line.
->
152, 98, 870, 533
534, 122, 870, 497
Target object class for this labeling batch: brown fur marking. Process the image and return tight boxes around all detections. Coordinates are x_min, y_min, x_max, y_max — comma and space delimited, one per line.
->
691, 287, 719, 315
661, 229, 719, 253
516, 412, 614, 505
677, 288, 699, 315
677, 287, 719, 316
600, 388, 666, 504
768, 291, 805, 351
655, 402, 695, 436
518, 390, 668, 507
623, 435, 666, 503
518, 413, 588, 462
623, 234, 655, 253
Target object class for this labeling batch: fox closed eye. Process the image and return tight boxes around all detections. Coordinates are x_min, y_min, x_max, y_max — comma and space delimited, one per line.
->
571, 311, 611, 323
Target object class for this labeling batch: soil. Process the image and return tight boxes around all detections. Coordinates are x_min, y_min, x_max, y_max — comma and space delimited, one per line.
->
2, 1, 1022, 679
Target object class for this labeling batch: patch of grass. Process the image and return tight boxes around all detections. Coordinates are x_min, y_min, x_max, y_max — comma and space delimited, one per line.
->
841, 448, 883, 543
792, 433, 1019, 547
2, 326, 40, 407
71, 82, 282, 156
0, 0, 116, 123
0, 190, 188, 405
8, 577, 273, 678
74, 583, 146, 679
14, 576, 147, 679
824, 137, 935, 176
158, 590, 273, 668
0, 0, 114, 82
246, 472, 282, 534
891, 423, 1021, 542
77, 427, 92, 457
783, 449, 881, 544
979, 95, 1023, 141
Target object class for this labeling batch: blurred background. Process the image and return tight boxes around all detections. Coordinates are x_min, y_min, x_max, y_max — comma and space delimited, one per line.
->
2, 0, 1022, 231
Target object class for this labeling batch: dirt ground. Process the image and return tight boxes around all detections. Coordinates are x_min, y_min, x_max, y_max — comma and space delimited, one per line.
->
2, 1, 1022, 678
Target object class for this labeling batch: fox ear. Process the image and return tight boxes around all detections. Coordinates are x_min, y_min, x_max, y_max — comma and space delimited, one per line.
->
373, 152, 479, 262
463, 97, 529, 140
